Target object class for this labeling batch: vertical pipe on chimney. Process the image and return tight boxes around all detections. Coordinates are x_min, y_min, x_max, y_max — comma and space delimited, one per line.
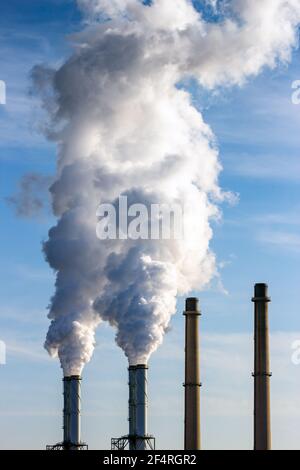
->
63, 375, 81, 449
128, 366, 137, 450
252, 283, 272, 450
184, 297, 201, 450
135, 364, 148, 450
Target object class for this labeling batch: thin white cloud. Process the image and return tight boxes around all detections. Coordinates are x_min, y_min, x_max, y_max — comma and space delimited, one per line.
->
258, 231, 300, 253
206, 67, 300, 145
0, 305, 48, 326
6, 341, 50, 363
0, 410, 59, 417
253, 210, 300, 226
227, 153, 300, 181
13, 264, 54, 282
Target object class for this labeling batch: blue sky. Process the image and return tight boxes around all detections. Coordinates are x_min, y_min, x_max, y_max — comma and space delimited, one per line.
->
0, 0, 300, 450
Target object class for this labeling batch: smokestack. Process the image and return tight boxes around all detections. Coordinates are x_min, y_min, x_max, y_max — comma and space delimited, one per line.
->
184, 297, 201, 450
47, 375, 87, 450
63, 378, 71, 445
252, 283, 272, 450
63, 375, 81, 449
135, 364, 148, 450
128, 366, 137, 450
112, 364, 155, 450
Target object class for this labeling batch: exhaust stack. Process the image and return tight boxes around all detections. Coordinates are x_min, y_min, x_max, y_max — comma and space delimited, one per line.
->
128, 366, 137, 450
111, 364, 155, 450
184, 297, 201, 450
135, 364, 148, 450
47, 375, 87, 450
252, 283, 272, 450
63, 375, 81, 448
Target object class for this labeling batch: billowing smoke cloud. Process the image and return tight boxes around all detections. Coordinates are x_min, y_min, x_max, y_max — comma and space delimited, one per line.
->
34, 0, 300, 374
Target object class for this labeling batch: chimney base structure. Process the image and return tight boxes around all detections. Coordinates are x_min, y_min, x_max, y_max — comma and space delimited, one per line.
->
111, 365, 155, 450
47, 375, 88, 450
184, 297, 201, 451
252, 283, 272, 451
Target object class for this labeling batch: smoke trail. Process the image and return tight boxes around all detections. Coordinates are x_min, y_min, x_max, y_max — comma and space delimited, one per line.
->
6, 173, 51, 219
34, 0, 300, 372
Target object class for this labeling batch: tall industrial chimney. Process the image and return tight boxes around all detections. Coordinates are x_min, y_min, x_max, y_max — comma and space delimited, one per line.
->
63, 377, 71, 445
111, 364, 155, 450
47, 375, 87, 450
184, 297, 201, 450
135, 364, 148, 450
63, 375, 81, 449
252, 283, 272, 451
128, 365, 137, 450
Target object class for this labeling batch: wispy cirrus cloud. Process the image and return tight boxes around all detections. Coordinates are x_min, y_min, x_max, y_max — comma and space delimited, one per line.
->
6, 341, 50, 363
226, 153, 300, 181
13, 264, 54, 282
258, 231, 300, 253
253, 210, 300, 226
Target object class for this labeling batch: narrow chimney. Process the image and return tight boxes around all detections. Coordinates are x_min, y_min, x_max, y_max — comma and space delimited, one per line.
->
63, 377, 71, 445
128, 365, 137, 450
184, 297, 201, 450
63, 375, 81, 449
252, 283, 272, 450
135, 364, 148, 450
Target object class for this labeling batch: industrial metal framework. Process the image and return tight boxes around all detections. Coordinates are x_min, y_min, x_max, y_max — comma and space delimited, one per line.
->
46, 442, 88, 451
111, 435, 155, 450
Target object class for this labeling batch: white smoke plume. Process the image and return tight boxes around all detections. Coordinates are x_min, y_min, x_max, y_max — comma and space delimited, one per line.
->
34, 0, 300, 373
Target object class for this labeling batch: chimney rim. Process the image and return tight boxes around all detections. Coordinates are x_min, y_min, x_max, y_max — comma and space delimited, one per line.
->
63, 375, 82, 381
252, 283, 271, 302
184, 297, 201, 314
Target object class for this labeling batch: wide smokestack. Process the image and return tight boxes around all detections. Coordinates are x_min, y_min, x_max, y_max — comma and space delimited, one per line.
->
184, 298, 201, 450
63, 375, 81, 449
252, 283, 272, 451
